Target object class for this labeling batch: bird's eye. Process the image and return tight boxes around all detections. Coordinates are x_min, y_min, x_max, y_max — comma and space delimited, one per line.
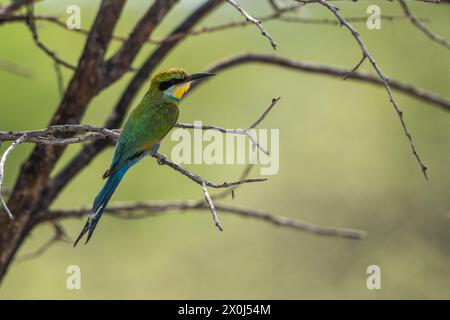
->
159, 77, 185, 91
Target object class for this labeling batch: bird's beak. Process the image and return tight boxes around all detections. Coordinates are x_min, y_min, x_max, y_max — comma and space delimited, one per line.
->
185, 72, 215, 83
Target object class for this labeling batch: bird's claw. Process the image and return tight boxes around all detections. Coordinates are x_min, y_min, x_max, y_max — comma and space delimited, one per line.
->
154, 153, 166, 165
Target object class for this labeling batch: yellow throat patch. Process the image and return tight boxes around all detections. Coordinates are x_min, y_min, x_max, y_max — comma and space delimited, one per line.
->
172, 82, 191, 100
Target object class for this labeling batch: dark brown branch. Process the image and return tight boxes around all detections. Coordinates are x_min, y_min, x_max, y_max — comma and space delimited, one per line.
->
191, 53, 450, 113
0, 0, 34, 17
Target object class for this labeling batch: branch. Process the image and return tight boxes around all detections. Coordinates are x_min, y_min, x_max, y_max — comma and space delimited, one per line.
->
398, 0, 450, 50
0, 58, 34, 78
152, 150, 266, 231
0, 125, 119, 144
202, 182, 223, 231
313, 0, 428, 179
176, 97, 281, 155
191, 53, 450, 113
0, 0, 34, 17
152, 153, 266, 189
14, 222, 71, 263
102, 0, 178, 86
0, 123, 267, 227
268, 0, 286, 12
24, 6, 76, 70
38, 201, 367, 240
226, 0, 278, 49
0, 135, 27, 219
6, 5, 414, 45
276, 14, 417, 25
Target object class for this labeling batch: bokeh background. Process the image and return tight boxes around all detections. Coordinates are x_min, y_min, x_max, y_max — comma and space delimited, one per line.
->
0, 0, 449, 299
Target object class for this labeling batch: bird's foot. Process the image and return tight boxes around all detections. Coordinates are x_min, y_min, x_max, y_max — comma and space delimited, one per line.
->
154, 153, 166, 165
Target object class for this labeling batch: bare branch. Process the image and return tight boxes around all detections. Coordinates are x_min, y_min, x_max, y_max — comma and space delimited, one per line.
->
226, 0, 278, 49
268, 0, 286, 12
192, 53, 450, 113
39, 201, 367, 240
53, 60, 64, 98
398, 0, 450, 50
343, 55, 366, 80
0, 58, 34, 78
102, 0, 178, 85
0, 0, 34, 17
152, 153, 267, 189
0, 125, 119, 144
277, 14, 418, 25
210, 164, 254, 201
0, 135, 28, 219
24, 6, 76, 70
6, 6, 414, 45
0, 122, 267, 222
202, 182, 224, 231
15, 222, 71, 263
176, 97, 281, 155
312, 0, 428, 179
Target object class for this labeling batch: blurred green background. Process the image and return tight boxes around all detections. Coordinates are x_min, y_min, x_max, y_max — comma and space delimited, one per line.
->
0, 0, 449, 299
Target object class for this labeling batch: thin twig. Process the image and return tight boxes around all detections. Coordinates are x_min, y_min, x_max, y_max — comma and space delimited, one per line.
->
53, 60, 64, 98
15, 222, 71, 262
0, 135, 28, 219
0, 59, 34, 78
0, 0, 34, 17
226, 0, 278, 49
193, 53, 450, 112
210, 164, 255, 201
343, 55, 366, 80
152, 153, 267, 189
40, 201, 367, 240
176, 97, 281, 155
3, 7, 419, 45
302, 0, 429, 179
25, 7, 76, 70
277, 14, 418, 25
202, 182, 224, 231
398, 0, 450, 50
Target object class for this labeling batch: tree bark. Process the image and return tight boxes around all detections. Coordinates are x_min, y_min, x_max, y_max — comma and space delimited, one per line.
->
0, 0, 126, 282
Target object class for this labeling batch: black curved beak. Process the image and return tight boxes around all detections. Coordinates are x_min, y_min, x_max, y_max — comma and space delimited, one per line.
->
185, 72, 215, 83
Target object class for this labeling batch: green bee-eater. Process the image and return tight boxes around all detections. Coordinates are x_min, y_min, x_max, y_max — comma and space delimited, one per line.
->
74, 68, 214, 246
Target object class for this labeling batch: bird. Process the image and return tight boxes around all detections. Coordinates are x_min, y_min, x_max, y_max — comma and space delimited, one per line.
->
74, 68, 215, 246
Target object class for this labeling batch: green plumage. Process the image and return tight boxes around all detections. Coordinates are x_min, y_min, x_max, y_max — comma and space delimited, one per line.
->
74, 68, 214, 246
105, 91, 179, 178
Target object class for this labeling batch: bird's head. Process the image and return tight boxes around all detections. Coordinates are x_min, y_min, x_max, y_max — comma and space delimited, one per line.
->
149, 68, 215, 103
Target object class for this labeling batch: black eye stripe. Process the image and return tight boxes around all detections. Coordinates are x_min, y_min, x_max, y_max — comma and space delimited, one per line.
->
159, 78, 185, 91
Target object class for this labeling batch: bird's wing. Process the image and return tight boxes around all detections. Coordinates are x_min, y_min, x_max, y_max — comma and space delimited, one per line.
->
103, 103, 178, 178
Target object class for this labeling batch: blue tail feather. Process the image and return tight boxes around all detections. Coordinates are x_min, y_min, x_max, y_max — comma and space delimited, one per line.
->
74, 161, 135, 246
